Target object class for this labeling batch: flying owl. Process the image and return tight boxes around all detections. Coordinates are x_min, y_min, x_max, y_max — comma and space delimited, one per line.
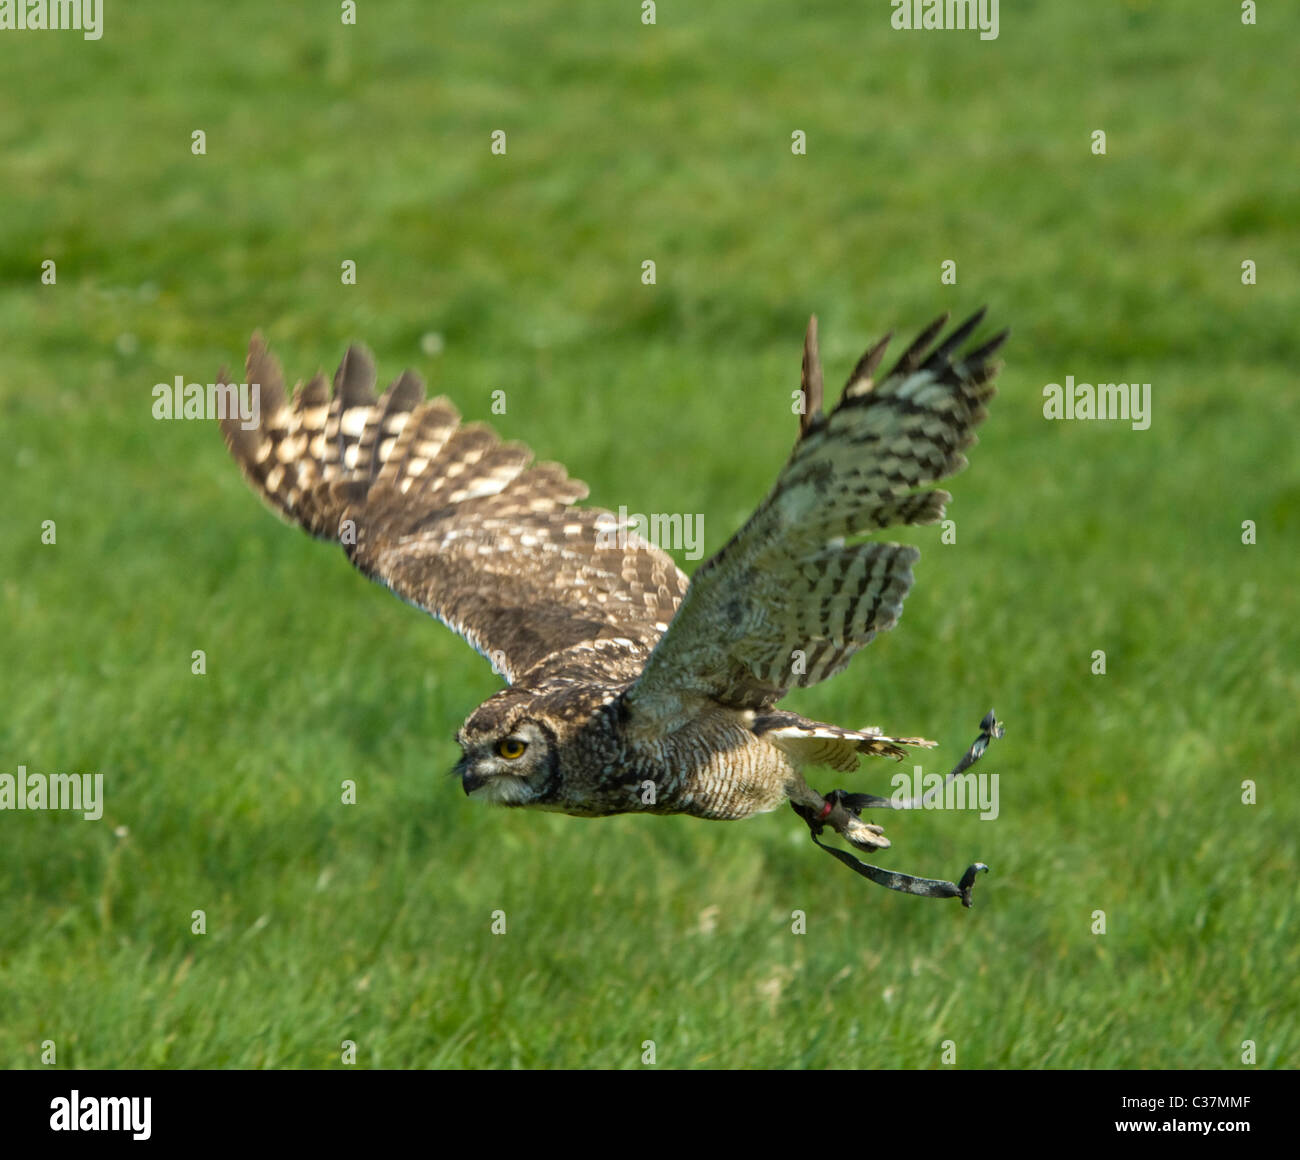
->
220, 310, 1007, 906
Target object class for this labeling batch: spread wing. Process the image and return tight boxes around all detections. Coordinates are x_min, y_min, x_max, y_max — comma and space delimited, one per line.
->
220, 335, 688, 683
624, 310, 1006, 730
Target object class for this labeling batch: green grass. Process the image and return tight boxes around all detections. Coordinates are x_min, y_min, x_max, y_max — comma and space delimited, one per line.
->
1, 1, 1297, 1069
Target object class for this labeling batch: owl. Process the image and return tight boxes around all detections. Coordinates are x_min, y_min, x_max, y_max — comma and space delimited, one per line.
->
220, 310, 1006, 906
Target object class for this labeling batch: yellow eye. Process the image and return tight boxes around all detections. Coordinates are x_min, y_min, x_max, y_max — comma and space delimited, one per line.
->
497, 738, 527, 760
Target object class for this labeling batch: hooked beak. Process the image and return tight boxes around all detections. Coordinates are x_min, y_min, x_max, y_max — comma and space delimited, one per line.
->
453, 755, 484, 796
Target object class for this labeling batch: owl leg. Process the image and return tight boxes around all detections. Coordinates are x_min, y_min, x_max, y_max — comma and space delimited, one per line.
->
793, 793, 989, 906
790, 710, 1004, 908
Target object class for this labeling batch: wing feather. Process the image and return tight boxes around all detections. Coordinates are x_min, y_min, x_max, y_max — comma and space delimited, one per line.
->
220, 335, 689, 682
624, 311, 1006, 727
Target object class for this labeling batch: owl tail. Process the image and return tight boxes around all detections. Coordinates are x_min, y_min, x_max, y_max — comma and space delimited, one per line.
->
791, 710, 1004, 908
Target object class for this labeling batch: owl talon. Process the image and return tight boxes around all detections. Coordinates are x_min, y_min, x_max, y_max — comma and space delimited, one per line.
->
793, 756, 995, 907
794, 802, 991, 906
791, 711, 1004, 904
810, 788, 893, 851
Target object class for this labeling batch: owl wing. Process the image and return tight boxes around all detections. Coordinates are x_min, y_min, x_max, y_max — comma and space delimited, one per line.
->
220, 336, 688, 683
623, 311, 1006, 730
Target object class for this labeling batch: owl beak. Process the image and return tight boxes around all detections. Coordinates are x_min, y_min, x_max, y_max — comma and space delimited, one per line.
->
452, 755, 482, 795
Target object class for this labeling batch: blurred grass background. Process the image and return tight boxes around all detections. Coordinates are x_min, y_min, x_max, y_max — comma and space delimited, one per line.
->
1, 1, 1296, 1068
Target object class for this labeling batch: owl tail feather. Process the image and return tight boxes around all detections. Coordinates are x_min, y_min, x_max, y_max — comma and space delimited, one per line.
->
791, 710, 1004, 908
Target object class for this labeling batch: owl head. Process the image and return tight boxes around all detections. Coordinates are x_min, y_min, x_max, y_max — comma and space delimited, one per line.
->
455, 707, 556, 807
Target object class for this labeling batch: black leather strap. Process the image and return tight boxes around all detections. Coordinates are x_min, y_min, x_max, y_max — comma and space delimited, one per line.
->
794, 710, 1004, 908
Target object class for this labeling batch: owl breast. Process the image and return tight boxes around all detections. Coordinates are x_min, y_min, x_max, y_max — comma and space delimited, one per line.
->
626, 715, 795, 821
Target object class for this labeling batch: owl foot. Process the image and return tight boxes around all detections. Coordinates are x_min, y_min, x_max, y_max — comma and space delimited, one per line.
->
792, 792, 989, 906
789, 710, 1004, 907
824, 789, 893, 851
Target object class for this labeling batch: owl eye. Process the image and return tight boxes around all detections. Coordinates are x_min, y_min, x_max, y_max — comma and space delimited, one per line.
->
497, 738, 527, 760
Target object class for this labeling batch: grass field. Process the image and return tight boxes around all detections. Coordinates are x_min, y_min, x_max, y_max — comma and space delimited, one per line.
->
1, 2, 1297, 1069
